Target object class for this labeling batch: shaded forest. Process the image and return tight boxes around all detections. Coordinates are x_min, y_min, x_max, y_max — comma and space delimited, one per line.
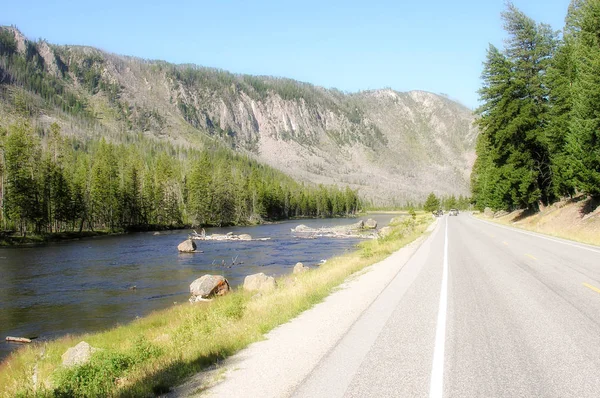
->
0, 121, 360, 236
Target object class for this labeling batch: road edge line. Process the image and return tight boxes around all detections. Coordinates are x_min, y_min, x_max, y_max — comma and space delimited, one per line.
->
429, 218, 449, 398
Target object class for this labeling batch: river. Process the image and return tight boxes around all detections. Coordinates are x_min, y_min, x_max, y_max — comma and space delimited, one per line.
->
0, 214, 396, 360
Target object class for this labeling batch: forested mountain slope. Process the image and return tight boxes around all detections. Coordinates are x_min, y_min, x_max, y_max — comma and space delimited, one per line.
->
0, 26, 477, 206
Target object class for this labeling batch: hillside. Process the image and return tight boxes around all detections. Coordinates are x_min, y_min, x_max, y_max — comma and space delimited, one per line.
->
0, 27, 477, 205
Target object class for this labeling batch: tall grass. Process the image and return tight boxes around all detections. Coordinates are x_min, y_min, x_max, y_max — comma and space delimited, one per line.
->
0, 215, 430, 398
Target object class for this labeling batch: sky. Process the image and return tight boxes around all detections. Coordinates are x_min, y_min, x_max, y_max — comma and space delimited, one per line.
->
1, 0, 572, 109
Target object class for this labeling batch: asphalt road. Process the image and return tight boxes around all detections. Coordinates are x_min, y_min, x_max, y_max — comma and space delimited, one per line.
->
292, 214, 600, 398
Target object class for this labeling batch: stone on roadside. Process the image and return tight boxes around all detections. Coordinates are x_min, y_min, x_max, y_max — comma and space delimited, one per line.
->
484, 207, 494, 218
494, 210, 509, 218
293, 262, 309, 274
178, 239, 197, 253
243, 273, 276, 292
364, 219, 378, 229
378, 226, 393, 238
189, 275, 230, 302
61, 341, 97, 367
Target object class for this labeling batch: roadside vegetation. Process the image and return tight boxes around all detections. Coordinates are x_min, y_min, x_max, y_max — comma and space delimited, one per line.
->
0, 213, 431, 397
472, 1, 600, 213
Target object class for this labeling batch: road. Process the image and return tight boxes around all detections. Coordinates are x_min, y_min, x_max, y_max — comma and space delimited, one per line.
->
294, 215, 600, 397
187, 214, 600, 398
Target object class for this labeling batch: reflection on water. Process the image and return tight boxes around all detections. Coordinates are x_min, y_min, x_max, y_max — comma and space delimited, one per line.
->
0, 214, 395, 360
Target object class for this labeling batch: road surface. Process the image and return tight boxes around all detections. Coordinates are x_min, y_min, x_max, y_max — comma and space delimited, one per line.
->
183, 214, 600, 398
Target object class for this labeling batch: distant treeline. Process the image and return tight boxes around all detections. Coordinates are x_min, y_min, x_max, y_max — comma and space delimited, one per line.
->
0, 122, 361, 236
364, 193, 471, 212
473, 1, 600, 211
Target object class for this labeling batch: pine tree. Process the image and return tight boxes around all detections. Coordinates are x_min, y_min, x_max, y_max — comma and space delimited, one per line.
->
423, 192, 440, 213
89, 139, 120, 230
4, 122, 39, 235
473, 4, 557, 210
567, 0, 600, 196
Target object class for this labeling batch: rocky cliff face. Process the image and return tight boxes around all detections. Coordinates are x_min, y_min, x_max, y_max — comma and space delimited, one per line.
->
0, 27, 477, 205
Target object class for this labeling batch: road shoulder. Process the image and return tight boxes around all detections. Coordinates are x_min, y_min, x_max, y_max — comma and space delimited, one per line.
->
170, 220, 440, 398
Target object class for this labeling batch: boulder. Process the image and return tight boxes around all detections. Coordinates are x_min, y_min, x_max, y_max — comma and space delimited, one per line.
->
349, 220, 365, 230
190, 275, 230, 301
292, 224, 312, 233
484, 207, 494, 218
243, 273, 276, 292
378, 226, 393, 238
238, 234, 252, 241
364, 219, 378, 229
178, 239, 197, 253
62, 341, 97, 367
293, 262, 309, 274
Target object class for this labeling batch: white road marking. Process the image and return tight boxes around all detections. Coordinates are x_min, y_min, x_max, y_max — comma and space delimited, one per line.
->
429, 219, 449, 398
473, 216, 600, 254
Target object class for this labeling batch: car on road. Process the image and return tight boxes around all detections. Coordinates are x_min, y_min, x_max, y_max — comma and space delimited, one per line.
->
449, 208, 459, 216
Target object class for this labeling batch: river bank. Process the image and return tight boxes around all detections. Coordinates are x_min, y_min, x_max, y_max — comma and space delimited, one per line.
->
0, 214, 430, 397
0, 225, 191, 247
0, 213, 362, 247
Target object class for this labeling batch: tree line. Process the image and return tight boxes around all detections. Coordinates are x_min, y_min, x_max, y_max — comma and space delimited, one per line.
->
0, 121, 361, 236
472, 0, 600, 211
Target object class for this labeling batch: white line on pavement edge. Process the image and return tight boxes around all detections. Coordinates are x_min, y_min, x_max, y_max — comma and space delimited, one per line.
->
429, 219, 449, 398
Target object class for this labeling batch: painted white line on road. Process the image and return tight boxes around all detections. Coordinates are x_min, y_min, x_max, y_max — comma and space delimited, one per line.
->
473, 216, 600, 255
429, 219, 449, 398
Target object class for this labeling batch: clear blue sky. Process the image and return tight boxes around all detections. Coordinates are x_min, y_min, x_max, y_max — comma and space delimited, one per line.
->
2, 0, 571, 109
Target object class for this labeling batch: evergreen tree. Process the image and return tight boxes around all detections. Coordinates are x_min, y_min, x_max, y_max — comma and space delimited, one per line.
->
3, 122, 39, 235
473, 4, 557, 210
423, 192, 440, 213
90, 139, 119, 230
567, 0, 600, 196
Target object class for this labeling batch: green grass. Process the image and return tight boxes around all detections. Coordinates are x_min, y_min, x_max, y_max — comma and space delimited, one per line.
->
0, 214, 431, 398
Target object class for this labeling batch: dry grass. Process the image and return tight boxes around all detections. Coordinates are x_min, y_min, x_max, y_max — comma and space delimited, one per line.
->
0, 215, 431, 398
481, 196, 600, 246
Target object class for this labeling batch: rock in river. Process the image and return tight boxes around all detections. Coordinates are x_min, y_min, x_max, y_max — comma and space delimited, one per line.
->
190, 275, 230, 302
364, 218, 378, 229
243, 273, 276, 292
178, 239, 197, 253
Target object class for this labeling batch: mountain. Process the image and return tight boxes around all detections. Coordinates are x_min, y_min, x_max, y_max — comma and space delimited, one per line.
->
0, 27, 477, 205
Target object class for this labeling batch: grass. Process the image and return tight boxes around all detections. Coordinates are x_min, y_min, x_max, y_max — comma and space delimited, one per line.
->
0, 214, 431, 398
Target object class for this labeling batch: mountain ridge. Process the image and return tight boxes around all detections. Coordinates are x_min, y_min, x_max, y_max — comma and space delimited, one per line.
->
0, 26, 477, 205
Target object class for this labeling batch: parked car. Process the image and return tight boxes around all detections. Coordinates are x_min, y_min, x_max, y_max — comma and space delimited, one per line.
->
433, 209, 443, 217
449, 208, 459, 216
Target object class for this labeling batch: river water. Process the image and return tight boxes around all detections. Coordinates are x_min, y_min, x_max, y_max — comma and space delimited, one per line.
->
0, 214, 395, 360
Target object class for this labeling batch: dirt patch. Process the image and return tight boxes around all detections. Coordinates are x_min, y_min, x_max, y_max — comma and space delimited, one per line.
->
492, 196, 600, 246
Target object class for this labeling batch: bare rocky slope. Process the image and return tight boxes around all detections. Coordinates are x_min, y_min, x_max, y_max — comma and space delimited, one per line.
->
0, 27, 478, 205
